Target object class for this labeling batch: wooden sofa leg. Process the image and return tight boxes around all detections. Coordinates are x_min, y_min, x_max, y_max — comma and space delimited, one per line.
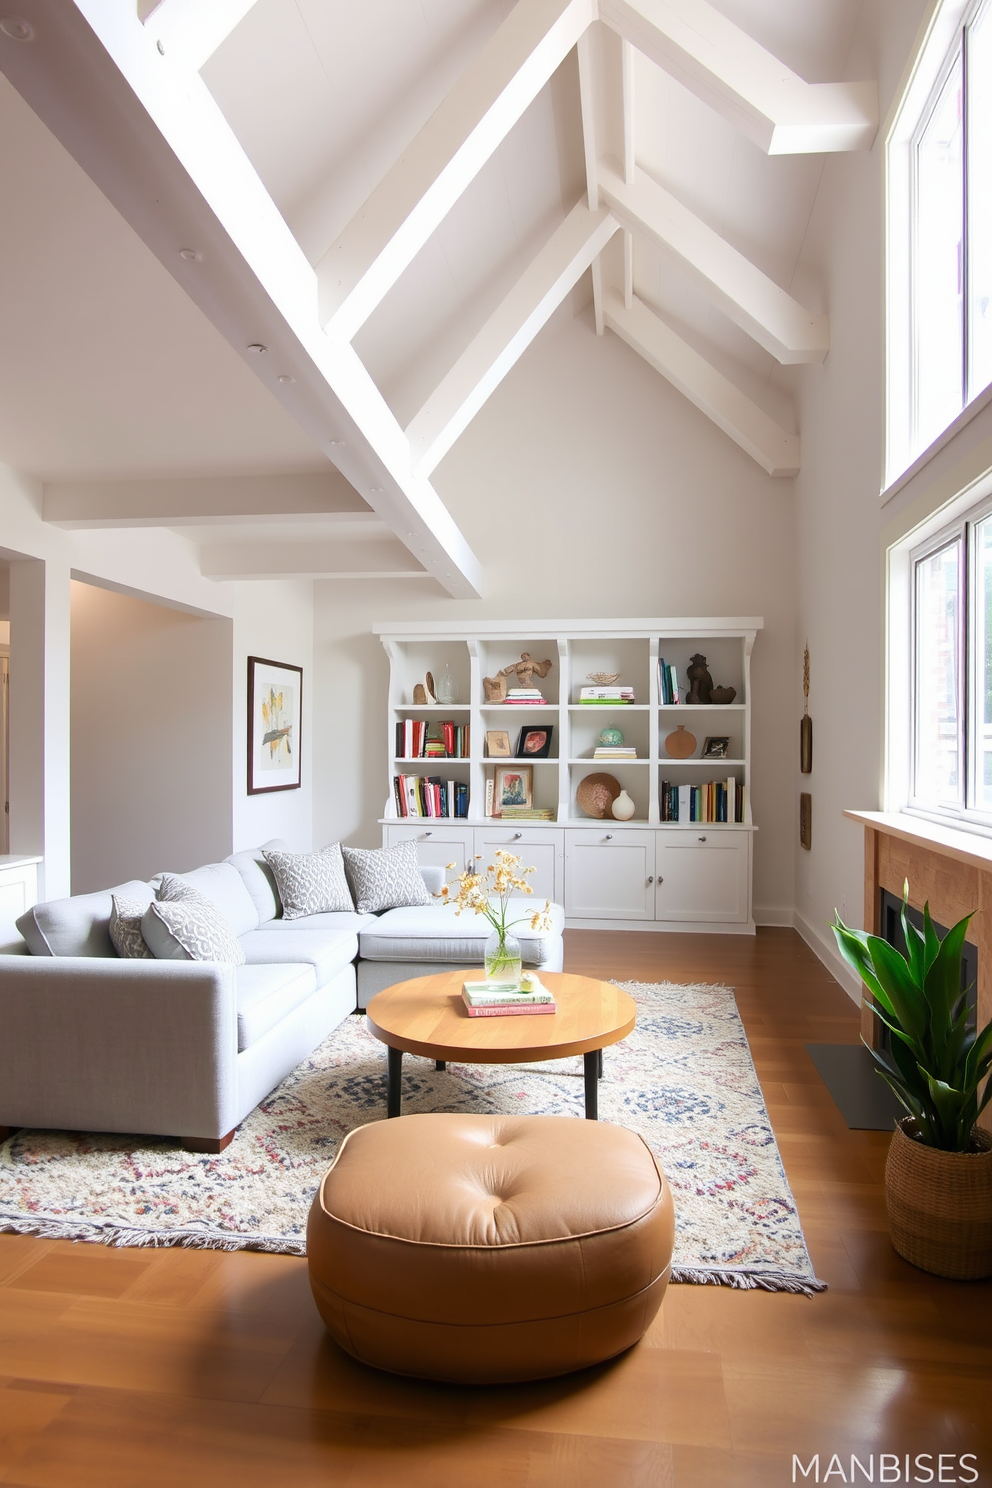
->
183, 1129, 235, 1154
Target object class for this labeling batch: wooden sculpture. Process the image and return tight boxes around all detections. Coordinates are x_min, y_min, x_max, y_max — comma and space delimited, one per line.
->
483, 652, 553, 702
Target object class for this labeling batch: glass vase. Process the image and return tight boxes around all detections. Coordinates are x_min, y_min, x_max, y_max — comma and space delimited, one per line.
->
484, 929, 522, 985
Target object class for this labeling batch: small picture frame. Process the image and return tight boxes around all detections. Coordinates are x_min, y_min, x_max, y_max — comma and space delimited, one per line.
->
485, 730, 512, 757
248, 656, 303, 794
493, 763, 533, 815
701, 736, 730, 760
516, 725, 554, 759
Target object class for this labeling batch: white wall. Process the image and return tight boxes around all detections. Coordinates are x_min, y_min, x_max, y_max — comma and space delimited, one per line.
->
70, 581, 233, 890
0, 462, 314, 898
790, 0, 934, 995
313, 304, 799, 923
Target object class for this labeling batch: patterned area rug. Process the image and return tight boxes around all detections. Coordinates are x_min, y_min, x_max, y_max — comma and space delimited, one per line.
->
0, 981, 825, 1293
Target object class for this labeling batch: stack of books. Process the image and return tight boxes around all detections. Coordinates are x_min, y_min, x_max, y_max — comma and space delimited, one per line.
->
579, 686, 635, 704
658, 662, 680, 704
393, 774, 469, 818
504, 689, 546, 705
500, 805, 556, 820
462, 974, 557, 1017
593, 746, 637, 760
659, 777, 744, 822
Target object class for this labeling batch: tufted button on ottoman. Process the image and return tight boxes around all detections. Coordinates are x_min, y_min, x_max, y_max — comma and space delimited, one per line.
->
306, 1112, 675, 1383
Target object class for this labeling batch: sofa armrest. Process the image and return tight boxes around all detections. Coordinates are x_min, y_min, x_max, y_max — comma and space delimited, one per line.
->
0, 956, 240, 1141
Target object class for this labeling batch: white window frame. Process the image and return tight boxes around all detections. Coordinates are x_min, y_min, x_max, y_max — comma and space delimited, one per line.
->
885, 0, 992, 488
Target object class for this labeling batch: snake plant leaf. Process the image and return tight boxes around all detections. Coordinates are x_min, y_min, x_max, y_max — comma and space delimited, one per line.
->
865, 936, 929, 1043
922, 912, 974, 1043
830, 918, 889, 1006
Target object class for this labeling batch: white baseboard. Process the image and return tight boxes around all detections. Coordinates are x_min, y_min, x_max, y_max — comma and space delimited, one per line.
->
753, 904, 793, 926
792, 907, 862, 1005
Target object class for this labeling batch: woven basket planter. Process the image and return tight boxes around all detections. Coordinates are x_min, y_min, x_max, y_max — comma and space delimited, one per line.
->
885, 1118, 992, 1280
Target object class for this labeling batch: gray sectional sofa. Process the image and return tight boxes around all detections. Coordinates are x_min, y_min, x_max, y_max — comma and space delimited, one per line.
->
0, 840, 564, 1151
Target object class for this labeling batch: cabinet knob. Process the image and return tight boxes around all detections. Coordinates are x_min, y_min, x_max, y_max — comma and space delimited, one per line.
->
423, 831, 433, 838
698, 835, 706, 842
512, 832, 522, 840
647, 876, 654, 884
605, 833, 613, 840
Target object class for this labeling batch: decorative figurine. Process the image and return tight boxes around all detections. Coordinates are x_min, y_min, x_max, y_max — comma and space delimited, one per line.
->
483, 652, 553, 702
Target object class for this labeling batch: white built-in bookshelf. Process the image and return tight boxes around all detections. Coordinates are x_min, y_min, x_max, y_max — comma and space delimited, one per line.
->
374, 619, 761, 933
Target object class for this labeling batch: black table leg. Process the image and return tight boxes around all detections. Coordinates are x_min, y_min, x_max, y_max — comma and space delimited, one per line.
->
387, 1046, 403, 1118
583, 1051, 599, 1120
597, 1048, 604, 1079
435, 1060, 446, 1072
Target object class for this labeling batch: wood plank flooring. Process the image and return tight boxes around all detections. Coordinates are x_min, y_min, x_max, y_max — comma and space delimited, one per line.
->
1, 928, 990, 1486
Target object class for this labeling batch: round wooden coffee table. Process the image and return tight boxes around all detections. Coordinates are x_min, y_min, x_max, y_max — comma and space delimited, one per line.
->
365, 970, 636, 1120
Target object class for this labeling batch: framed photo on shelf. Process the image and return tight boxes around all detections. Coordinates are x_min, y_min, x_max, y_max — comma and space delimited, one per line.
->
247, 656, 303, 794
516, 725, 554, 758
485, 730, 512, 757
701, 736, 730, 760
492, 763, 533, 815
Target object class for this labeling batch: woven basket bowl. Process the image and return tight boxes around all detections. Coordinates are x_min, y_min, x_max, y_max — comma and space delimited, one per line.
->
885, 1118, 992, 1280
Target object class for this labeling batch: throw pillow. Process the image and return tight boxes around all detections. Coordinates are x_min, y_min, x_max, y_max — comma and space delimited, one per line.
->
109, 893, 153, 960
156, 873, 210, 904
261, 843, 354, 920
141, 896, 246, 965
341, 842, 432, 915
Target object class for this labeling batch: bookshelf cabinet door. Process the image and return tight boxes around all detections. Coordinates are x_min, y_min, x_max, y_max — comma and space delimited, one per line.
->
472, 828, 563, 903
564, 831, 655, 920
383, 824, 474, 875
655, 832, 749, 923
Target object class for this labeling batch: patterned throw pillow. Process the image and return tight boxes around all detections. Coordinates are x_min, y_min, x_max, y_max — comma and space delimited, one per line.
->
156, 873, 209, 904
261, 843, 355, 920
109, 893, 153, 959
141, 895, 246, 964
341, 842, 431, 915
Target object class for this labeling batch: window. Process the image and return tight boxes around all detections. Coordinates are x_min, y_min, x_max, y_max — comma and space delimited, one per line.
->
910, 497, 992, 821
887, 0, 992, 481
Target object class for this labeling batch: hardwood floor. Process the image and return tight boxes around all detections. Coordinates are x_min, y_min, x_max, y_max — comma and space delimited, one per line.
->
1, 928, 990, 1486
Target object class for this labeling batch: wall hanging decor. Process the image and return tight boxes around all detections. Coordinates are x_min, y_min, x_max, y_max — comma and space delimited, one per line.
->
248, 656, 302, 794
800, 792, 812, 850
801, 641, 812, 773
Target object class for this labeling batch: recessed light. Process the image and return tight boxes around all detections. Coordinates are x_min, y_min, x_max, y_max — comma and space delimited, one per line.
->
277, 374, 295, 384
246, 343, 268, 354
0, 17, 34, 40
179, 248, 202, 262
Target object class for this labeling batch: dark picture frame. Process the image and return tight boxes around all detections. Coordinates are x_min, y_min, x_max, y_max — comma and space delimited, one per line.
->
493, 763, 533, 815
516, 725, 554, 759
800, 792, 812, 850
800, 715, 813, 773
701, 735, 730, 760
247, 656, 303, 795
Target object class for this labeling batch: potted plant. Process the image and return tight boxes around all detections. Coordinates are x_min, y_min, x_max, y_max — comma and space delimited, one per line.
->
439, 850, 552, 984
832, 885, 992, 1279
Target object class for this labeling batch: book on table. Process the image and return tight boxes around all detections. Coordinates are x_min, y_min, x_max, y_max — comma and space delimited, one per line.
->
461, 976, 557, 1016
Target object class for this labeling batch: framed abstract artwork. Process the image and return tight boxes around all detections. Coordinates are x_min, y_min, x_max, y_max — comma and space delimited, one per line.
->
247, 656, 303, 794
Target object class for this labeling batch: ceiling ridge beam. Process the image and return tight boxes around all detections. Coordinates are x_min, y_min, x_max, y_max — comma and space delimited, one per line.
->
598, 156, 828, 364
43, 472, 372, 528
316, 0, 597, 342
600, 0, 877, 154
406, 201, 620, 476
200, 538, 429, 580
603, 290, 799, 476
142, 0, 260, 73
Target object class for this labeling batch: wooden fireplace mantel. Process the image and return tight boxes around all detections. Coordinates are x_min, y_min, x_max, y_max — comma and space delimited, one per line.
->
845, 810, 992, 1053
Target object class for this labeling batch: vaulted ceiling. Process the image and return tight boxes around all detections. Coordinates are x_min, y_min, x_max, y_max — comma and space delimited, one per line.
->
0, 0, 876, 595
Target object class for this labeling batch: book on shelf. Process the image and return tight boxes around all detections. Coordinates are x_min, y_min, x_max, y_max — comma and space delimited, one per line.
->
485, 777, 494, 817
499, 806, 555, 820
659, 778, 745, 823
503, 689, 547, 704
393, 774, 469, 819
578, 686, 635, 702
593, 747, 637, 759
658, 661, 681, 705
396, 719, 468, 759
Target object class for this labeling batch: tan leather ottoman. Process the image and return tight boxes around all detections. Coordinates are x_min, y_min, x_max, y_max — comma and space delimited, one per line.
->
306, 1112, 675, 1383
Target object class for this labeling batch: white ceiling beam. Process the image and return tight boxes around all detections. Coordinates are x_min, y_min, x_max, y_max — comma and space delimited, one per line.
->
316, 0, 596, 342
200, 539, 430, 581
142, 0, 260, 73
600, 0, 877, 154
43, 472, 371, 528
603, 290, 799, 476
0, 0, 483, 597
598, 156, 828, 364
406, 202, 620, 476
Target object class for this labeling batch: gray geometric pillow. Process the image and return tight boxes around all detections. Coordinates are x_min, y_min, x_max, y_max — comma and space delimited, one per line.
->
109, 893, 153, 959
141, 896, 246, 964
341, 841, 431, 915
261, 843, 354, 920
156, 873, 209, 904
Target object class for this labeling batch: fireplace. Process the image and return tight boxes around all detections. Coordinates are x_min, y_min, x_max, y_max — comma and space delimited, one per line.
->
878, 889, 978, 1046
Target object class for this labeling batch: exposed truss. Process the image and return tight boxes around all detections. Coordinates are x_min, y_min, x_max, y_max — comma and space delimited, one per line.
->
1, 0, 879, 586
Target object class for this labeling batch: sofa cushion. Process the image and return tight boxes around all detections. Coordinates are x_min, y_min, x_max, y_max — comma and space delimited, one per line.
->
142, 896, 247, 965
341, 842, 432, 915
17, 880, 154, 957
109, 894, 153, 959
236, 963, 318, 1051
155, 863, 259, 937
262, 843, 354, 919
358, 897, 565, 964
227, 839, 288, 924
238, 924, 359, 988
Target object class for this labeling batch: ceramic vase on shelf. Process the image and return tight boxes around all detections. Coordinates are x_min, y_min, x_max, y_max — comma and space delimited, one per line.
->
611, 789, 636, 821
484, 929, 522, 984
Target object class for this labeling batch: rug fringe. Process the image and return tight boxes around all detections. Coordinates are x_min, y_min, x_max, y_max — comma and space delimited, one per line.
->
670, 1264, 828, 1296
0, 1215, 307, 1256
